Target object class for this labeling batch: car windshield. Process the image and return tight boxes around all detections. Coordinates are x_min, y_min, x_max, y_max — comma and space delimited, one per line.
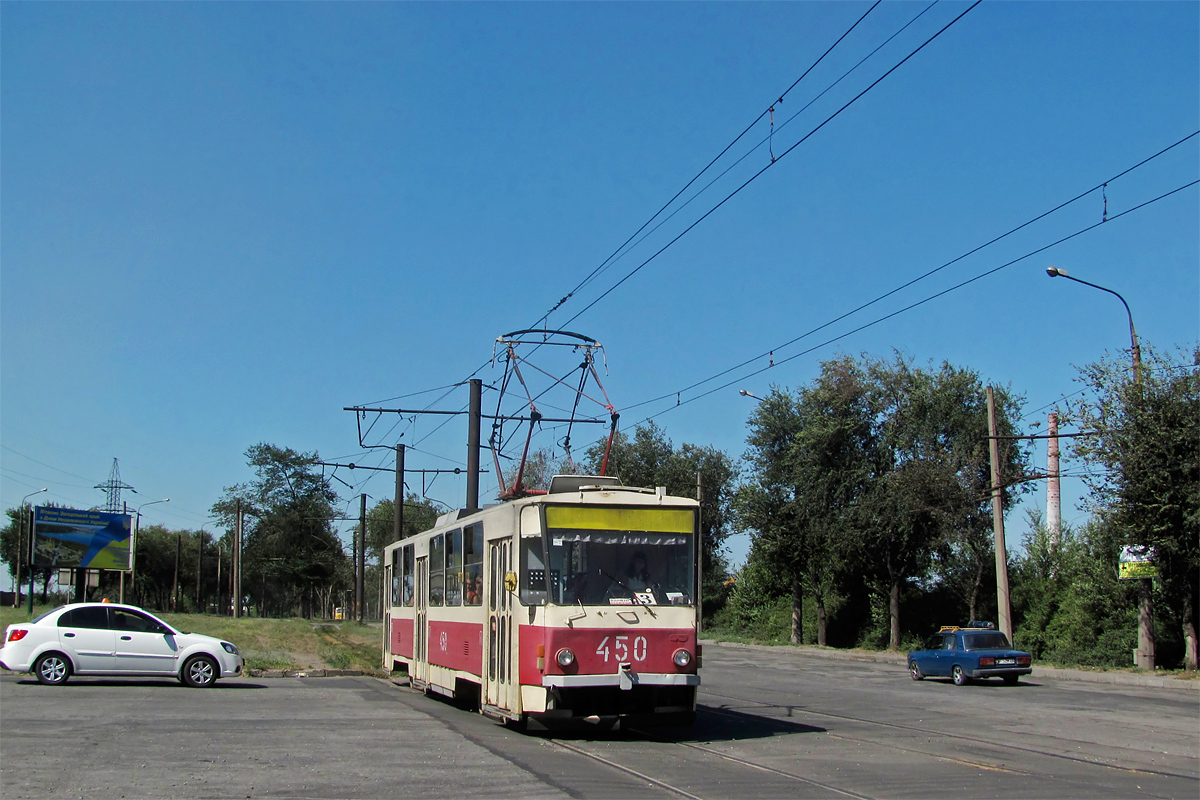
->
963, 632, 1012, 650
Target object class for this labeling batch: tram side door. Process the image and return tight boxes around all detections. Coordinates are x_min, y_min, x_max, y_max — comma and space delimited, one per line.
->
382, 561, 392, 669
485, 538, 514, 713
414, 556, 428, 685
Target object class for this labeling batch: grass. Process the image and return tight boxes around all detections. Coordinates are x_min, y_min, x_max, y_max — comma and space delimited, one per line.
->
0, 604, 387, 676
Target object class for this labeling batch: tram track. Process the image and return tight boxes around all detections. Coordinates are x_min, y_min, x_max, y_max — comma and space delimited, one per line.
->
546, 730, 877, 800
701, 688, 1200, 784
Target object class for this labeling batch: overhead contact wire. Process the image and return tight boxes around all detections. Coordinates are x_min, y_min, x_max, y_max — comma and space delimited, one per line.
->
562, 0, 983, 330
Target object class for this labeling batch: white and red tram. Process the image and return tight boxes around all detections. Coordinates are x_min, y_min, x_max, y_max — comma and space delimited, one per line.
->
382, 475, 701, 730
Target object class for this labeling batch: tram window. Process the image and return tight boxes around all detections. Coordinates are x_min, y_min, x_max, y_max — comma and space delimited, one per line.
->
391, 549, 402, 606
520, 536, 555, 605
429, 534, 445, 607
546, 530, 695, 606
402, 544, 415, 606
464, 525, 483, 606
445, 529, 462, 606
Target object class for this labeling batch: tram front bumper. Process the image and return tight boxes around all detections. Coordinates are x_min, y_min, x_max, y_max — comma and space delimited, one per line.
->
541, 673, 700, 688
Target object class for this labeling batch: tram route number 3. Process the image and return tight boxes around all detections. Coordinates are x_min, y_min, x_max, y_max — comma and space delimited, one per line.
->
595, 635, 648, 662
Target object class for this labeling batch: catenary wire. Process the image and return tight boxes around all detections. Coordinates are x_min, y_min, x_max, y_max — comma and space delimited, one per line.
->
559, 1, 983, 330
629, 178, 1199, 425
533, 0, 885, 327
624, 131, 1200, 412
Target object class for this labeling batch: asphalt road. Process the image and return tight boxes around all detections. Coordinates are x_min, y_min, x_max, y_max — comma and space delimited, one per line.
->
1, 643, 1196, 799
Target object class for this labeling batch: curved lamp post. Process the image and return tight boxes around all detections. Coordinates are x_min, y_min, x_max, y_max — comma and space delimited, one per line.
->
1046, 266, 1152, 670
16, 489, 47, 608
128, 499, 169, 604
1046, 267, 1142, 381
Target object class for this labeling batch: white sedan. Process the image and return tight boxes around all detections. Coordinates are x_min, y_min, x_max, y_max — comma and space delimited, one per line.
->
0, 602, 244, 687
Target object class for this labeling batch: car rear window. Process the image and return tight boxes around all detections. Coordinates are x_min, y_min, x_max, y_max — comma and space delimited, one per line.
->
963, 632, 1011, 650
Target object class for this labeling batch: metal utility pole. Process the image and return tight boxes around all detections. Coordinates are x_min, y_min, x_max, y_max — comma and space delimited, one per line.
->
467, 378, 482, 511
357, 493, 367, 623
172, 534, 182, 612
233, 499, 242, 619
196, 528, 205, 612
394, 444, 405, 544
987, 386, 1013, 643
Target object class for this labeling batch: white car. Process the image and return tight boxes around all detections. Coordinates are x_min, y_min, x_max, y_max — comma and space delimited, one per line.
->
0, 602, 244, 687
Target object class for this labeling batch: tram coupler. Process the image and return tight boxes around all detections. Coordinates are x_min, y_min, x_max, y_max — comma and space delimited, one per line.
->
618, 662, 638, 691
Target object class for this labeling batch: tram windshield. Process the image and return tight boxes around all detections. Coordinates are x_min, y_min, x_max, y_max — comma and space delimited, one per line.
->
526, 505, 696, 606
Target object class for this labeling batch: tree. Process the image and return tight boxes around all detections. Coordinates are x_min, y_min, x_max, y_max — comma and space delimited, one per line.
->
584, 423, 737, 613
1070, 344, 1200, 668
737, 353, 1029, 650
211, 443, 349, 618
0, 504, 57, 602
856, 354, 1028, 649
365, 494, 442, 560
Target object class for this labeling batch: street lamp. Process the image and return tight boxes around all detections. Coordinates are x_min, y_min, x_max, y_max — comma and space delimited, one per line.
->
128, 499, 169, 604
1046, 265, 1152, 671
739, 389, 764, 402
15, 489, 47, 608
1046, 267, 1142, 381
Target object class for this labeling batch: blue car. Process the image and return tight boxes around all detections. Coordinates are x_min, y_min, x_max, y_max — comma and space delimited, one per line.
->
908, 624, 1032, 686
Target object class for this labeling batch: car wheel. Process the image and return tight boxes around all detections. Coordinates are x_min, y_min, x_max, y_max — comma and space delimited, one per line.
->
909, 660, 924, 681
182, 655, 219, 688
34, 652, 72, 686
952, 665, 970, 686
1002, 674, 1019, 686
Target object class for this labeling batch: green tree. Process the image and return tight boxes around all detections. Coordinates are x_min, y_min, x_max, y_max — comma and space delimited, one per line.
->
365, 494, 442, 560
739, 357, 876, 646
1070, 345, 1200, 668
0, 504, 57, 601
1011, 511, 1140, 665
584, 423, 737, 614
737, 353, 1028, 650
211, 443, 349, 618
857, 354, 1028, 649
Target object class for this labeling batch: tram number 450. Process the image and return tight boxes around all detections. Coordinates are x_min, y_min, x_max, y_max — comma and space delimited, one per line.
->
595, 635, 648, 662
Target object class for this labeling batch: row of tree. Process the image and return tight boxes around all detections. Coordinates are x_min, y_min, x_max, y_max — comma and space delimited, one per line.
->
720, 346, 1197, 669
3, 345, 1193, 669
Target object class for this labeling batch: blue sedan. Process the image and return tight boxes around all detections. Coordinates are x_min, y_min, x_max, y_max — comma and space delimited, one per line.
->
908, 625, 1032, 686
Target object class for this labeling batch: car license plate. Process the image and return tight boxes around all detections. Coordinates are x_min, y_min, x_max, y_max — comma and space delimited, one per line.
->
997, 658, 1016, 665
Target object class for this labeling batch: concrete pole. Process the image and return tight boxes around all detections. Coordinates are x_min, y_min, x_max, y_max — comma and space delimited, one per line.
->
1046, 412, 1061, 548
987, 386, 1013, 643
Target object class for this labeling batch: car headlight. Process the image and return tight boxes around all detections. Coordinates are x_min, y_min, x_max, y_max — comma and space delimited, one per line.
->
672, 649, 693, 668
221, 642, 239, 655
555, 648, 576, 668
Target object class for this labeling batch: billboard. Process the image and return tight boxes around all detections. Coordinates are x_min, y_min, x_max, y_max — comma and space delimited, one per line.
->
1118, 545, 1158, 580
32, 507, 133, 570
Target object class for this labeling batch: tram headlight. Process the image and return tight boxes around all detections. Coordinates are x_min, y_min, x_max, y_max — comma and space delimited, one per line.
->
555, 648, 576, 668
672, 649, 693, 669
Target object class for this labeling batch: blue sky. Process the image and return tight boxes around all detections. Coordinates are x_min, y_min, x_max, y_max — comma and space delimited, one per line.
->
3, 1, 1197, 587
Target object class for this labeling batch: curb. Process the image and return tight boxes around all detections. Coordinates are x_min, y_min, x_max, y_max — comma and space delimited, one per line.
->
247, 669, 366, 678
700, 639, 1200, 691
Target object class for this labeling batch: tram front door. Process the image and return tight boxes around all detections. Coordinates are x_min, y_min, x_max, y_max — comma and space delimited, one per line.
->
485, 539, 514, 715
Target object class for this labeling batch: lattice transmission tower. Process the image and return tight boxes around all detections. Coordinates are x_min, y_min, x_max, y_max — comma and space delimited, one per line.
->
95, 458, 135, 512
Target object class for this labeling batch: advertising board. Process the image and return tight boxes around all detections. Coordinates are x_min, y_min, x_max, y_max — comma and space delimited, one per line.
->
32, 507, 133, 570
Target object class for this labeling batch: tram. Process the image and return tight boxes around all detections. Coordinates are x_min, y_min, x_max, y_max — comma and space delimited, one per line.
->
382, 474, 701, 730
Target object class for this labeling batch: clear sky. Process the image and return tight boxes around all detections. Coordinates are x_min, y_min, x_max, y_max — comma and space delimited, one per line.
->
3, 1, 1197, 588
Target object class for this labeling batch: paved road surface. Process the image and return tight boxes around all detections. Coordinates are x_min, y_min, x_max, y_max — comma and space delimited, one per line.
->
2, 642, 1196, 799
